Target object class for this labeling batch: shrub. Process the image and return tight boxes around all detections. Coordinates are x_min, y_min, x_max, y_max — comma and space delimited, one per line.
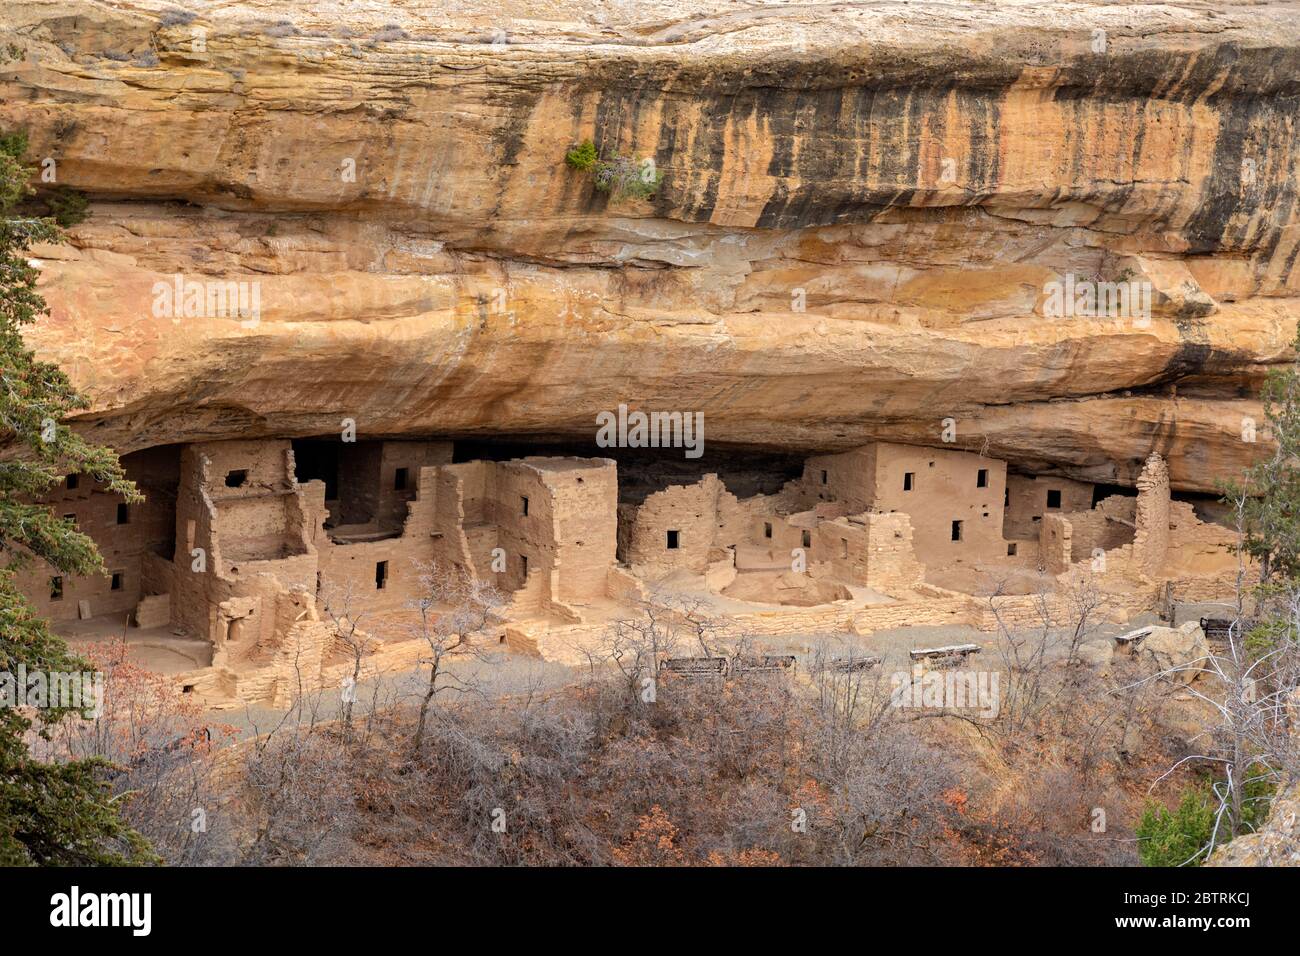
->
0, 131, 28, 161
1136, 786, 1215, 866
564, 139, 597, 172
1137, 773, 1275, 866
159, 9, 197, 27
593, 154, 662, 201
45, 187, 89, 227
564, 140, 663, 202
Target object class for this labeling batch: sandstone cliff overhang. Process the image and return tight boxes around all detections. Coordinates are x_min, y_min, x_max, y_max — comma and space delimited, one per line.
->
1, 1, 1297, 491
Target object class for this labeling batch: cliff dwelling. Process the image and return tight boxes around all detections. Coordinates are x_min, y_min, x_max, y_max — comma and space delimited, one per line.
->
12, 431, 1244, 705
3, 0, 1300, 882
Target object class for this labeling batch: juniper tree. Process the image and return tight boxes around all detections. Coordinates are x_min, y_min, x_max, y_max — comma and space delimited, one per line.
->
0, 127, 153, 864
1223, 323, 1300, 585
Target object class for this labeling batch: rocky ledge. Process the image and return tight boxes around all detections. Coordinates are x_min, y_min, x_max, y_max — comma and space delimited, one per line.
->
1, 0, 1298, 490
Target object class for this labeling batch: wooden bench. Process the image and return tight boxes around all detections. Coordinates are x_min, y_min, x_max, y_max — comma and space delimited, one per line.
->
659, 657, 729, 680
827, 655, 882, 673
732, 655, 797, 675
1113, 627, 1153, 653
1200, 617, 1259, 645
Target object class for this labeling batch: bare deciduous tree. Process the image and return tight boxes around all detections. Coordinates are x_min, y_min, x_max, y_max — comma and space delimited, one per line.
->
407, 560, 503, 754
1147, 490, 1300, 862
317, 578, 371, 737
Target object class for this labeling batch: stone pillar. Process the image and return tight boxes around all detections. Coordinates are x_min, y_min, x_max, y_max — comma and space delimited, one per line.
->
1039, 513, 1073, 574
1133, 453, 1171, 577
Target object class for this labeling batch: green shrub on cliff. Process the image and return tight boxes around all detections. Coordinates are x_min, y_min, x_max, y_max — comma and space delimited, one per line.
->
564, 139, 663, 201
564, 138, 597, 172
44, 186, 89, 227
1136, 786, 1216, 867
1137, 773, 1275, 867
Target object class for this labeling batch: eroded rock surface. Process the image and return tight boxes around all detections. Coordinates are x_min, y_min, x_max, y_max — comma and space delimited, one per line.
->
1137, 621, 1211, 684
1, 1, 1298, 489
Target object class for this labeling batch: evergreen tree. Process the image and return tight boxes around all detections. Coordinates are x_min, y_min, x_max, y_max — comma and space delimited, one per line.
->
0, 126, 155, 865
1224, 324, 1300, 584
1136, 786, 1216, 867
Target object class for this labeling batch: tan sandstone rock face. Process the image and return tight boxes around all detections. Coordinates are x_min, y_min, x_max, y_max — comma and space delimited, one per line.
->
1209, 781, 1300, 866
1, 1, 1298, 489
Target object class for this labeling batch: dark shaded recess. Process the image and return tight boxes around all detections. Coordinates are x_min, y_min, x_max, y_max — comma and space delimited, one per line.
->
1173, 491, 1238, 528
292, 438, 341, 499
1133, 370, 1268, 401
450, 436, 804, 503
120, 443, 182, 561
1090, 483, 1138, 508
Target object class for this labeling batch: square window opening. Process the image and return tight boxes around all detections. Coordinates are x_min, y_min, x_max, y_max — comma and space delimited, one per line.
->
1046, 489, 1062, 509
224, 469, 248, 488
